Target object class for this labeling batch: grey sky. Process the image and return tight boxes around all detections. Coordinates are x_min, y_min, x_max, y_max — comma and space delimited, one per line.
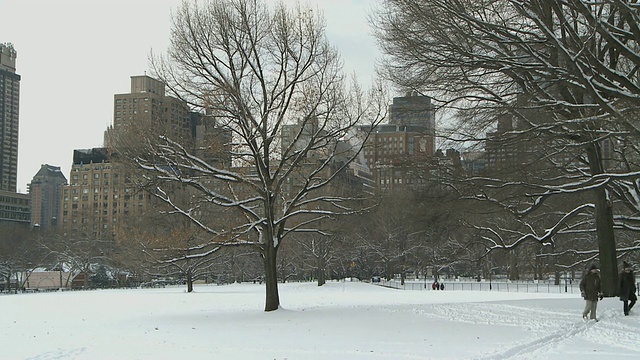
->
0, 0, 381, 192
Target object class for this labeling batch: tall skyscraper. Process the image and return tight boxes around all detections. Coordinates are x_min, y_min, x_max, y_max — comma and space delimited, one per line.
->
28, 164, 67, 229
105, 75, 192, 147
389, 92, 435, 135
359, 93, 438, 192
0, 43, 20, 192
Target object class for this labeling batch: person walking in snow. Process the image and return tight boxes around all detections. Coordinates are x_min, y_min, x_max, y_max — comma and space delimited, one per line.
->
619, 261, 637, 316
580, 263, 603, 321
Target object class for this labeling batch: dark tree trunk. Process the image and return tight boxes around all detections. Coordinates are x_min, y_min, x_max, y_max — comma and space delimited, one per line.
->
186, 272, 193, 293
508, 252, 519, 281
83, 269, 90, 288
263, 242, 280, 311
385, 262, 392, 281
587, 143, 618, 296
593, 186, 618, 296
317, 269, 326, 286
317, 257, 326, 286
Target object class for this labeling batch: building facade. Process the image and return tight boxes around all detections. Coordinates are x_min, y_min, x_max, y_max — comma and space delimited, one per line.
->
105, 75, 192, 147
0, 43, 20, 192
28, 164, 67, 229
389, 91, 436, 131
59, 148, 151, 240
0, 190, 30, 226
360, 93, 437, 192
192, 110, 233, 168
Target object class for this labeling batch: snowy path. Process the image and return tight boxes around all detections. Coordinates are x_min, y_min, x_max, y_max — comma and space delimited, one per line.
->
425, 299, 640, 359
1, 282, 639, 359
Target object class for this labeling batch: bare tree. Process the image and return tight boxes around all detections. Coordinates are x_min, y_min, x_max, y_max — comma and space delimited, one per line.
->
375, 0, 640, 295
141, 222, 224, 293
0, 224, 43, 293
41, 232, 111, 289
354, 190, 427, 284
114, 0, 385, 311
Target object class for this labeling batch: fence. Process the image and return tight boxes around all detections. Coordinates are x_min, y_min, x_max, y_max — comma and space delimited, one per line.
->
378, 279, 583, 294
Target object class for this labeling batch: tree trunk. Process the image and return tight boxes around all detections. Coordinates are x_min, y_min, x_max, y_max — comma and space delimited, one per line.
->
263, 242, 280, 312
587, 143, 618, 297
317, 257, 326, 286
508, 252, 519, 281
13, 272, 18, 294
593, 187, 618, 296
186, 272, 193, 293
385, 262, 392, 281
83, 269, 90, 288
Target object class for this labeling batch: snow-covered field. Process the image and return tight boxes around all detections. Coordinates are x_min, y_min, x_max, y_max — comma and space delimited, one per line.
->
2, 281, 639, 359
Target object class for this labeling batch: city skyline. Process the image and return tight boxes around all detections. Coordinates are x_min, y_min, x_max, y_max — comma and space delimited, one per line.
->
0, 0, 381, 193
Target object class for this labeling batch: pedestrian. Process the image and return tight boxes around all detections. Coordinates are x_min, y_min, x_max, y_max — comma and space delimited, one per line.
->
619, 261, 637, 316
439, 282, 445, 290
432, 281, 438, 290
580, 263, 603, 321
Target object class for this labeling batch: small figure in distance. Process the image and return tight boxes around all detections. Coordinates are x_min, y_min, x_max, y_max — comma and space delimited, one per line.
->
619, 261, 637, 316
580, 263, 603, 321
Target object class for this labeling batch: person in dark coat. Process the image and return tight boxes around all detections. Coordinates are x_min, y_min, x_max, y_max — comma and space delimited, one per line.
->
580, 263, 603, 320
619, 261, 637, 316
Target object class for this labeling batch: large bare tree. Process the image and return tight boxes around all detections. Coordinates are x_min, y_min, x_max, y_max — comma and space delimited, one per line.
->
115, 0, 385, 311
0, 224, 43, 293
375, 0, 640, 295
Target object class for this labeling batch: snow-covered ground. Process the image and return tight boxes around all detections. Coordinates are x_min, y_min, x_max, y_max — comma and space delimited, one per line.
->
2, 281, 638, 359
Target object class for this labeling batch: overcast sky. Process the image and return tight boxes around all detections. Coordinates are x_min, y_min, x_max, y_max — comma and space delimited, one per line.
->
0, 0, 381, 193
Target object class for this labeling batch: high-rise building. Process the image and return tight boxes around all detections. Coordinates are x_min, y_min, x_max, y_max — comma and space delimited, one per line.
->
359, 93, 437, 192
28, 164, 67, 229
59, 148, 152, 240
192, 110, 233, 168
0, 43, 20, 192
0, 190, 30, 226
105, 75, 192, 147
278, 116, 373, 198
389, 91, 436, 132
